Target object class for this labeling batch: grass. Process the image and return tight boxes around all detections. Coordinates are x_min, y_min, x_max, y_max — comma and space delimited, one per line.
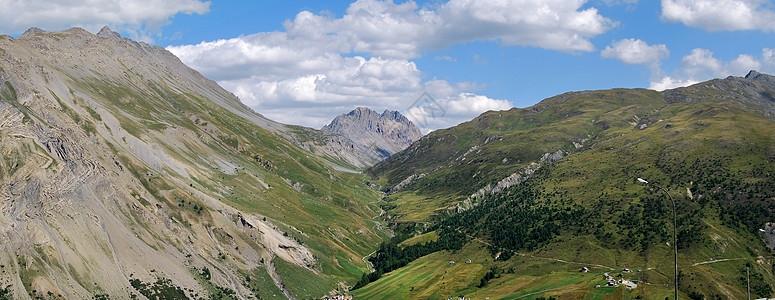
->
0, 29, 394, 299
354, 241, 683, 300
362, 85, 775, 298
239, 267, 287, 300
273, 258, 334, 299
398, 231, 439, 248
1, 81, 34, 123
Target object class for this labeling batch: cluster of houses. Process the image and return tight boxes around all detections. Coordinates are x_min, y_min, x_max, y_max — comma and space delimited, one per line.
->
581, 267, 638, 289
323, 294, 353, 300
449, 259, 473, 267
601, 272, 619, 287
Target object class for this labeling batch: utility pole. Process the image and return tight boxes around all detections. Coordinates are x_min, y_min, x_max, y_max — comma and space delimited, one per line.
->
637, 178, 678, 300
747, 266, 751, 300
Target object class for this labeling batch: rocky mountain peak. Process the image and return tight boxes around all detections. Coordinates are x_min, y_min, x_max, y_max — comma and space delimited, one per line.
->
745, 69, 775, 85
381, 109, 410, 123
348, 106, 376, 117
96, 25, 122, 40
662, 70, 775, 119
321, 107, 423, 164
21, 27, 47, 37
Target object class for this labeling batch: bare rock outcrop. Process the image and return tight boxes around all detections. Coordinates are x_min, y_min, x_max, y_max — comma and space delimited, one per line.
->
320, 107, 423, 167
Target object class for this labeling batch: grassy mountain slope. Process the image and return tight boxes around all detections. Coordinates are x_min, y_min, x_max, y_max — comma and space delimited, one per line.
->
0, 28, 385, 299
360, 73, 775, 299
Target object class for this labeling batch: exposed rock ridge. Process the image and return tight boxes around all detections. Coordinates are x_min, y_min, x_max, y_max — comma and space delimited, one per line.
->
662, 70, 775, 120
21, 27, 47, 37
448, 150, 566, 214
96, 26, 122, 40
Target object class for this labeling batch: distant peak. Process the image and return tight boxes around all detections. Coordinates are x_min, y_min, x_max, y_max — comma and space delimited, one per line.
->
381, 109, 408, 122
97, 26, 121, 40
348, 107, 376, 116
743, 70, 775, 85
745, 70, 762, 79
21, 27, 47, 37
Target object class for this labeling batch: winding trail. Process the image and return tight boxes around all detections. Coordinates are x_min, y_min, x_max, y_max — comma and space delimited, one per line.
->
362, 250, 377, 273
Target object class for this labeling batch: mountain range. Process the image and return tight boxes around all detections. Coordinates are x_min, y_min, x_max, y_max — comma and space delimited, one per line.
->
358, 70, 775, 299
0, 27, 389, 299
1, 26, 774, 300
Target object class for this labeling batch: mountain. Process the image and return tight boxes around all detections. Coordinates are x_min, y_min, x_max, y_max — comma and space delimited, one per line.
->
357, 71, 775, 299
0, 27, 387, 299
320, 107, 423, 167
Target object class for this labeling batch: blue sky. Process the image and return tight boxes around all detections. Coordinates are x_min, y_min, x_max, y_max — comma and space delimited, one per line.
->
2, 0, 774, 131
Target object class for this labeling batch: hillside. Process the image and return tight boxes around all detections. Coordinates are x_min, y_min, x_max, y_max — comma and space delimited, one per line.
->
321, 107, 423, 167
359, 72, 775, 299
0, 27, 387, 299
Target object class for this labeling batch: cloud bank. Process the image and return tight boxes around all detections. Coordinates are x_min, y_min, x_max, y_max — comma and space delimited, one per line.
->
169, 0, 616, 129
662, 0, 775, 32
0, 0, 210, 42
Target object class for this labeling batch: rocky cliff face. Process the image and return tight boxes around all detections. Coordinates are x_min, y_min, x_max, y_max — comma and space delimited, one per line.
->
0, 27, 384, 299
320, 107, 422, 167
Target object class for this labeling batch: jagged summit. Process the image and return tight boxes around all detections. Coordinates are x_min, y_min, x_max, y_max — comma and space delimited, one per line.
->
661, 70, 775, 119
745, 69, 775, 85
322, 107, 423, 164
96, 25, 122, 40
381, 108, 412, 123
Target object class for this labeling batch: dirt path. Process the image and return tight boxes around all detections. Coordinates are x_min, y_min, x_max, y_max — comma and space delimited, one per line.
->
512, 287, 565, 299
693, 256, 761, 266
362, 250, 377, 273
462, 229, 615, 270
520, 253, 615, 271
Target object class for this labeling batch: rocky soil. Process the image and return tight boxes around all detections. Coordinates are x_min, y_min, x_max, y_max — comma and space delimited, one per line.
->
0, 27, 382, 299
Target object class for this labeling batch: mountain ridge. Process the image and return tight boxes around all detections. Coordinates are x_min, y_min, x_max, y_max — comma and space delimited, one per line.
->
1, 26, 386, 299
358, 71, 775, 299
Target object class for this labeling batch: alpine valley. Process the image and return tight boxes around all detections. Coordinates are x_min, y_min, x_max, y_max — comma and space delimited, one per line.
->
0, 27, 774, 300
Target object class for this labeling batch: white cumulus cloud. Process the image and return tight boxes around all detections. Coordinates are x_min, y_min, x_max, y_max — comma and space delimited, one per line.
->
601, 38, 669, 71
405, 92, 513, 131
661, 0, 775, 32
0, 0, 210, 42
649, 76, 699, 91
680, 48, 725, 78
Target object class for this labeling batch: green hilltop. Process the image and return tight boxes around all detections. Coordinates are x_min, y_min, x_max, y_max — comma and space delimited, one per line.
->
359, 71, 775, 299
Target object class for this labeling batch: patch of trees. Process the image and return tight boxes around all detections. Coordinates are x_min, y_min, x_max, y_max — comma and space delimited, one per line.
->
129, 277, 188, 300
477, 267, 500, 288
440, 177, 586, 254
0, 285, 11, 300
657, 153, 775, 234
739, 263, 773, 298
